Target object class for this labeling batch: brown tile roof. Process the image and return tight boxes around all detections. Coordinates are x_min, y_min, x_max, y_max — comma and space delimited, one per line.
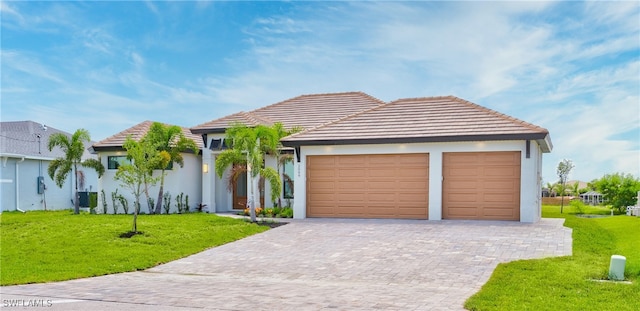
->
191, 111, 275, 133
191, 92, 385, 134
281, 96, 551, 147
92, 121, 203, 152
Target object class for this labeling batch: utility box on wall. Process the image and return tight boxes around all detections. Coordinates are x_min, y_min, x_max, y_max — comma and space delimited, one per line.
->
37, 176, 45, 194
78, 192, 98, 208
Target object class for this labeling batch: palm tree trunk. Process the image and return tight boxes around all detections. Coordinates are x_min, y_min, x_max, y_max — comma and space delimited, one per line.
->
154, 172, 165, 214
74, 164, 79, 214
247, 155, 256, 222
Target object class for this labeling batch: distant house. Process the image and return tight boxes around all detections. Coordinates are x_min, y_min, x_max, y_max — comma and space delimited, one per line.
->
91, 121, 203, 214
580, 191, 604, 205
1, 121, 99, 212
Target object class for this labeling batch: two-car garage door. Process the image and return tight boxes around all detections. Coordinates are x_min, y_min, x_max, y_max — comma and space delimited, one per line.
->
306, 154, 429, 219
306, 152, 521, 221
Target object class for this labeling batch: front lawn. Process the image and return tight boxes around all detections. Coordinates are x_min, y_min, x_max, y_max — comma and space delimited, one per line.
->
465, 205, 640, 310
0, 211, 268, 285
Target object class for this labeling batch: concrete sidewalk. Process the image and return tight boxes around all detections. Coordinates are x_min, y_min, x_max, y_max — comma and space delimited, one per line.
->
1, 218, 572, 310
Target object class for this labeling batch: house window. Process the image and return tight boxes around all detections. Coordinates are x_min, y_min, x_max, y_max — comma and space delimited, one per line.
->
283, 160, 294, 199
107, 156, 131, 170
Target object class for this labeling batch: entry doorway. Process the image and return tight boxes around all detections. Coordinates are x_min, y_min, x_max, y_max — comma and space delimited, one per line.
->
232, 166, 265, 210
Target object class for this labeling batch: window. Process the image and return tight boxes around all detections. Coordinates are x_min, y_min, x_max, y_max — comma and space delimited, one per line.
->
283, 160, 294, 199
108, 156, 131, 170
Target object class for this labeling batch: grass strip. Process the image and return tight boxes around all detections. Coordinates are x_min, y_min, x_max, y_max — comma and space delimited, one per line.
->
0, 211, 268, 285
465, 205, 639, 311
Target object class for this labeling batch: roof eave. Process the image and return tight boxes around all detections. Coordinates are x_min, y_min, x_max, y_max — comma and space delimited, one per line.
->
281, 133, 550, 147
190, 127, 228, 135
537, 134, 553, 153
90, 146, 126, 153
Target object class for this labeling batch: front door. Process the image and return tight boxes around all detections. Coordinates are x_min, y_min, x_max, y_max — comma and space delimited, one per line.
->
233, 171, 247, 210
232, 170, 265, 210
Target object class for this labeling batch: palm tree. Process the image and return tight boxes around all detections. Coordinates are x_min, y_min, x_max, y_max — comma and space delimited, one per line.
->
48, 129, 104, 214
570, 182, 580, 198
260, 122, 302, 207
215, 123, 282, 222
144, 122, 198, 214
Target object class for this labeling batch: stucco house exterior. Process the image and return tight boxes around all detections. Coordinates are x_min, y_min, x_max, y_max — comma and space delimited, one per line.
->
1, 121, 99, 212
192, 92, 552, 223
91, 121, 203, 214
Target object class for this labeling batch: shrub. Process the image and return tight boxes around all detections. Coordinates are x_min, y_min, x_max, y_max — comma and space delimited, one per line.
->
147, 197, 155, 214
118, 195, 129, 214
163, 192, 171, 214
570, 199, 585, 214
279, 208, 293, 218
175, 193, 189, 214
591, 173, 640, 213
111, 190, 120, 214
100, 190, 108, 214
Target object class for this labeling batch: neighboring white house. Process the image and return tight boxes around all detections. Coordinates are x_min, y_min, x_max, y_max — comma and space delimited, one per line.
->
91, 121, 203, 214
192, 92, 552, 223
1, 121, 99, 212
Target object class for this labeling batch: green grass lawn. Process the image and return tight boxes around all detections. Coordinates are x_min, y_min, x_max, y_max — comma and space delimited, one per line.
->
465, 205, 640, 311
0, 211, 268, 285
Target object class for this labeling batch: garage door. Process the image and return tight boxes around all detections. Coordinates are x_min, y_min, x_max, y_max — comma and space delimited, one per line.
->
443, 152, 521, 220
307, 154, 429, 219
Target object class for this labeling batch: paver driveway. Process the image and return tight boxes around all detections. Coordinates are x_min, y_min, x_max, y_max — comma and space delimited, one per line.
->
2, 218, 572, 311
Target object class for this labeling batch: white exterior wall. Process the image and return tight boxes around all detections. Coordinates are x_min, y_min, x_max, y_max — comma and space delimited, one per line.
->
1, 157, 99, 212
98, 151, 202, 214
202, 133, 294, 213
293, 140, 544, 223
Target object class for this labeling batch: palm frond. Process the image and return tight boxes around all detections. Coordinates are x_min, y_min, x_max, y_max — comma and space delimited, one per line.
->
215, 149, 245, 177
260, 166, 282, 202
82, 158, 105, 178
225, 165, 247, 192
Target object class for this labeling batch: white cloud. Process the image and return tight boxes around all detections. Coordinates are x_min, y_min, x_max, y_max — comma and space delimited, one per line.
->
1, 50, 65, 84
81, 28, 116, 54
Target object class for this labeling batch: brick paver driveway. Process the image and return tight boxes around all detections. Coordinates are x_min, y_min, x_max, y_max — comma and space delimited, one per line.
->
2, 218, 572, 311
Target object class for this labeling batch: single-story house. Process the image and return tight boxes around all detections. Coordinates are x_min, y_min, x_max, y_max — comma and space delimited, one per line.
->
1, 121, 99, 212
192, 92, 552, 223
91, 121, 203, 214
580, 191, 604, 205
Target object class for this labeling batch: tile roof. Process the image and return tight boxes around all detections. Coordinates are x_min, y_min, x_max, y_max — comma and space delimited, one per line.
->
92, 121, 203, 152
191, 92, 385, 134
0, 121, 95, 160
281, 96, 551, 148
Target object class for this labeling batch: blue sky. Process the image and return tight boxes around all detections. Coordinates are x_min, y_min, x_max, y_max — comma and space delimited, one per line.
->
2, 1, 639, 183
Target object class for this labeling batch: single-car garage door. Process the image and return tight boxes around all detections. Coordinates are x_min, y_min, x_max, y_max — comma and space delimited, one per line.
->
443, 152, 521, 220
307, 154, 429, 219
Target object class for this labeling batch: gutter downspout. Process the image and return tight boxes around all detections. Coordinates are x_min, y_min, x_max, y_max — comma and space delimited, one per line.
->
16, 157, 26, 213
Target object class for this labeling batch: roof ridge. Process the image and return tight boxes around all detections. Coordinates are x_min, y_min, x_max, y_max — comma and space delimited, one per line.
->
388, 95, 453, 104
243, 111, 275, 125
192, 111, 247, 129
251, 91, 386, 116
447, 96, 549, 133
283, 96, 391, 140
